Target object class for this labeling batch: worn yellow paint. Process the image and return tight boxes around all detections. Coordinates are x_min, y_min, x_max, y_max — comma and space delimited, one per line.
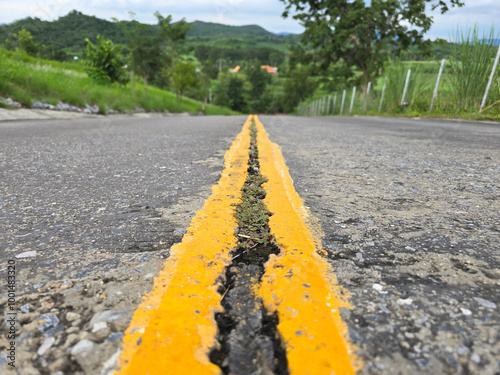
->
254, 115, 361, 374
115, 117, 252, 375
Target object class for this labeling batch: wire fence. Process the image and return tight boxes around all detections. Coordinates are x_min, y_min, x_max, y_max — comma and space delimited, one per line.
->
298, 44, 500, 117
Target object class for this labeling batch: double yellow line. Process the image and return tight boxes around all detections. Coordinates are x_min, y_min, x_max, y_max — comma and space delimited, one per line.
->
116, 115, 359, 374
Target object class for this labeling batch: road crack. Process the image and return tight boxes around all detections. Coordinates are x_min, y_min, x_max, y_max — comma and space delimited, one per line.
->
209, 119, 289, 375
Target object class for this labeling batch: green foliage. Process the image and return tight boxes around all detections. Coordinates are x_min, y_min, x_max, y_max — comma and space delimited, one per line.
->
281, 0, 464, 84
9, 29, 39, 56
85, 35, 128, 85
246, 63, 271, 112
448, 26, 499, 111
0, 47, 238, 115
172, 61, 198, 100
227, 76, 247, 112
282, 65, 317, 113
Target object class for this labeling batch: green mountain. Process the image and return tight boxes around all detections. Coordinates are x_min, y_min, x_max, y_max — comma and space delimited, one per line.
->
186, 21, 274, 38
0, 10, 297, 54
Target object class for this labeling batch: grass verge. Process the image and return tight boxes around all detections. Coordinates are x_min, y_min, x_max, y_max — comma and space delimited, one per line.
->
0, 48, 239, 115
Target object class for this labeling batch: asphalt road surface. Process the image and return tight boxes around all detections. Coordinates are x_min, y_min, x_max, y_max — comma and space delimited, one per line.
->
1, 114, 499, 374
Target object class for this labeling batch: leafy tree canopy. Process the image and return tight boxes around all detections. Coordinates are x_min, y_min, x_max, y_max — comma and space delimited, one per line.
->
281, 0, 464, 86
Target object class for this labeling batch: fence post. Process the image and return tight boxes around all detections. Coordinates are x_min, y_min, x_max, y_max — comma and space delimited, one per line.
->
321, 97, 326, 115
480, 44, 500, 112
401, 69, 411, 106
340, 90, 346, 115
333, 92, 337, 114
379, 77, 387, 112
363, 82, 372, 112
430, 59, 446, 112
349, 87, 356, 114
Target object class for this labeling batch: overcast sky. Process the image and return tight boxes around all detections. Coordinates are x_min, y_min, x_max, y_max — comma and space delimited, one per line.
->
0, 0, 498, 39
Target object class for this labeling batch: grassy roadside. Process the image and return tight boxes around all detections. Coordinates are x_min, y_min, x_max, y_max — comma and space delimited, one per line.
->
0, 48, 239, 115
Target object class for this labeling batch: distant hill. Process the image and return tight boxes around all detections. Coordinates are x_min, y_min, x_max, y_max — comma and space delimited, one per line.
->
0, 10, 297, 53
186, 21, 274, 38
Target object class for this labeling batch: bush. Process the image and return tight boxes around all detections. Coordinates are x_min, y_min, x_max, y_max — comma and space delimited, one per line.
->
84, 35, 128, 85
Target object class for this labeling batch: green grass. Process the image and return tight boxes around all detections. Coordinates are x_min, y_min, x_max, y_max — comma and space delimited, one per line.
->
0, 48, 239, 115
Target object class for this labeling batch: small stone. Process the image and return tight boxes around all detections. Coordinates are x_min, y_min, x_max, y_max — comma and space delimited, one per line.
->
64, 333, 79, 349
460, 308, 472, 316
379, 304, 391, 314
356, 252, 364, 262
90, 310, 113, 325
366, 241, 375, 246
397, 298, 413, 306
66, 326, 79, 334
70, 339, 94, 356
457, 346, 470, 356
92, 321, 107, 333
107, 332, 124, 343
66, 312, 80, 322
101, 349, 121, 375
144, 273, 154, 279
471, 353, 481, 363
20, 304, 30, 313
37, 337, 55, 356
16, 251, 37, 258
38, 314, 59, 332
43, 323, 64, 337
372, 283, 388, 294
175, 228, 187, 235
404, 332, 415, 339
473, 297, 496, 309
405, 246, 416, 252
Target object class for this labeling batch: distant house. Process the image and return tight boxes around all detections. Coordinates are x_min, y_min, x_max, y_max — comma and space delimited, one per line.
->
261, 65, 278, 74
231, 65, 241, 73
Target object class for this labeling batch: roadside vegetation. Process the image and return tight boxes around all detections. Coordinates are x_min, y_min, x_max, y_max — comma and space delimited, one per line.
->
1, 3, 499, 120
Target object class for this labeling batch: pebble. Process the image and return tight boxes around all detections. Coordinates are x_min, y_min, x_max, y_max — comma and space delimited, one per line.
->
38, 313, 59, 332
37, 337, 55, 356
175, 228, 188, 235
471, 352, 481, 363
473, 297, 497, 309
66, 312, 80, 322
107, 332, 124, 343
457, 345, 470, 356
379, 303, 391, 314
20, 304, 30, 313
43, 323, 64, 337
92, 321, 107, 333
372, 283, 388, 294
405, 246, 416, 252
356, 252, 365, 262
460, 308, 472, 316
15, 250, 37, 258
397, 298, 413, 306
70, 339, 94, 356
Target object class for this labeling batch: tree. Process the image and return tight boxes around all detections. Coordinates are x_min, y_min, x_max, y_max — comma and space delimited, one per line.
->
172, 61, 198, 100
280, 0, 464, 87
7, 29, 39, 56
282, 65, 317, 112
85, 35, 128, 84
246, 62, 271, 112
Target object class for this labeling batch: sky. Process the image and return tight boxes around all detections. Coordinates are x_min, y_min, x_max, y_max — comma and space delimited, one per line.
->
0, 0, 498, 39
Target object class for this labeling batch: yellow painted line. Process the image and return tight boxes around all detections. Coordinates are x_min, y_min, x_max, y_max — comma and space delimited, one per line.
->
115, 117, 252, 374
254, 115, 361, 374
